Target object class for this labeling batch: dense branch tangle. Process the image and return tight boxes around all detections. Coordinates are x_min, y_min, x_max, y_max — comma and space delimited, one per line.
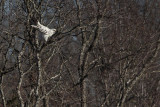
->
0, 0, 160, 107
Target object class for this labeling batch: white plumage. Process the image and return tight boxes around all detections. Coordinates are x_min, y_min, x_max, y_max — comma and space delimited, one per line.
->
31, 21, 56, 41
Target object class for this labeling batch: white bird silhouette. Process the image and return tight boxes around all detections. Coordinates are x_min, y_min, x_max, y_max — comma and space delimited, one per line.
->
31, 21, 56, 41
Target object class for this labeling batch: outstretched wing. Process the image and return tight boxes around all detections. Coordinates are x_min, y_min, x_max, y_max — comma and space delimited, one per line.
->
37, 22, 50, 34
31, 25, 38, 29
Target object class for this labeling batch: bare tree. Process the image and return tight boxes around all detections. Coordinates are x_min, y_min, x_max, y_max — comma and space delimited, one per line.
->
0, 0, 160, 107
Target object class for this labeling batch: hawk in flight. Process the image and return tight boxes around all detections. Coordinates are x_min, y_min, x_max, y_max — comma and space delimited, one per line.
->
31, 21, 56, 41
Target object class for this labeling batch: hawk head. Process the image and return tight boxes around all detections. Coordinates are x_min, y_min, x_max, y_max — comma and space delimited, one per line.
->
51, 28, 56, 32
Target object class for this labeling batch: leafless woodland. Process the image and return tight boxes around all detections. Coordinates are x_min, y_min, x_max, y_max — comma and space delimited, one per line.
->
0, 0, 160, 107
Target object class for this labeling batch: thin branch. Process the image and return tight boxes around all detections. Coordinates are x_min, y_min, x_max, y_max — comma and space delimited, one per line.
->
17, 42, 27, 107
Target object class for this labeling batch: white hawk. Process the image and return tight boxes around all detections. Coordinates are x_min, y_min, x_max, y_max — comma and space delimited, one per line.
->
31, 21, 56, 41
